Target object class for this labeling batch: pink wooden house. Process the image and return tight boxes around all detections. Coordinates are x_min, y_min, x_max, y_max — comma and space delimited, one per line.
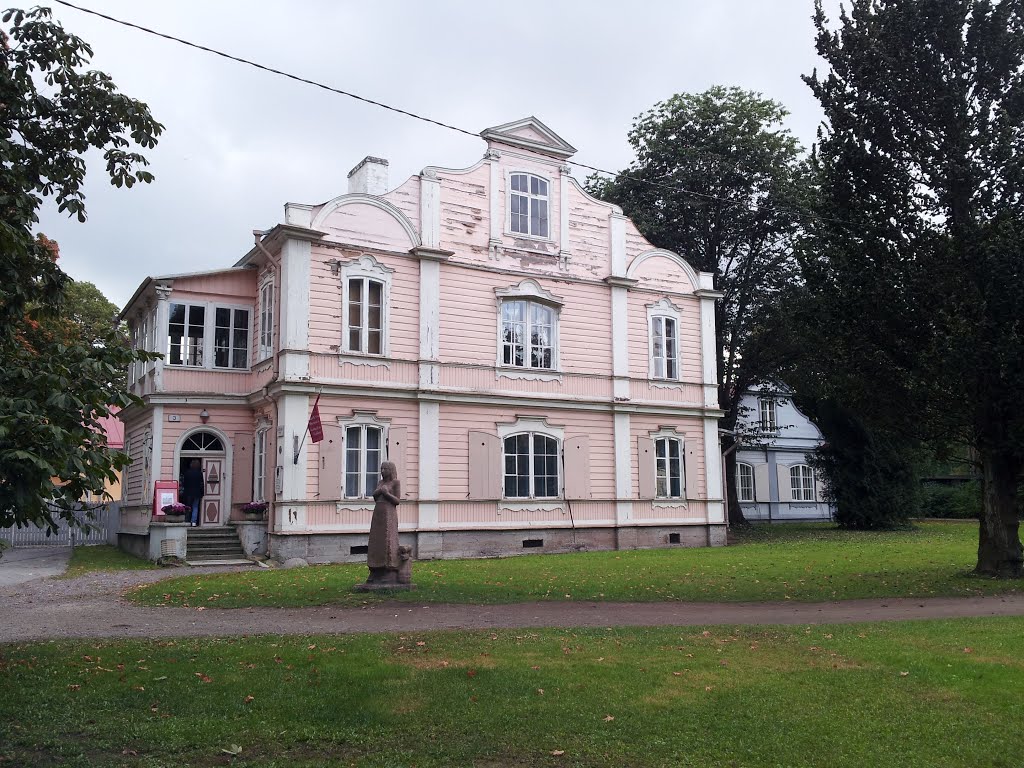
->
117, 117, 725, 562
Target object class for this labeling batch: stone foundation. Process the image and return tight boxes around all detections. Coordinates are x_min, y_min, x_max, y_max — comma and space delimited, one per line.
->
230, 520, 268, 556
268, 524, 727, 564
118, 521, 189, 561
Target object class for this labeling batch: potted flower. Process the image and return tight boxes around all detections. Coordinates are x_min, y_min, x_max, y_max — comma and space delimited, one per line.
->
160, 502, 189, 523
241, 501, 267, 520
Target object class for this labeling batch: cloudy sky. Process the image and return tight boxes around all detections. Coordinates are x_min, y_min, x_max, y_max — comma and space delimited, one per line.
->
35, 0, 842, 308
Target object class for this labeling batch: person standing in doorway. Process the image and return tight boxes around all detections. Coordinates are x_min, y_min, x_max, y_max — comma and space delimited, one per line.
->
182, 458, 205, 527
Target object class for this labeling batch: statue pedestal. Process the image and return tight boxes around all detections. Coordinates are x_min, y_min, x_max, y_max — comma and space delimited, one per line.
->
352, 582, 416, 593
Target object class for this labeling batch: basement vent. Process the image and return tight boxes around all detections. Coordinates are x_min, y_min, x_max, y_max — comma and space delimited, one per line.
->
522, 539, 544, 549
668, 533, 681, 544
350, 545, 368, 555
160, 539, 180, 558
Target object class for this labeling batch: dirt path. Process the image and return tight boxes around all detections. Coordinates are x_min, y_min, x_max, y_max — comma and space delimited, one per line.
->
3, 567, 1024, 643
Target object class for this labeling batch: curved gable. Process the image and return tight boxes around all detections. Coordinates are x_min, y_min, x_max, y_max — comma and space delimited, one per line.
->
312, 194, 420, 251
626, 249, 698, 294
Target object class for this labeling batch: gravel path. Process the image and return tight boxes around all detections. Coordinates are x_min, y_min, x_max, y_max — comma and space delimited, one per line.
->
3, 566, 1024, 643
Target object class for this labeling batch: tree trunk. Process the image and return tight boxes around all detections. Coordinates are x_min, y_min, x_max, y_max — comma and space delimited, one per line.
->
723, 439, 748, 526
975, 450, 1023, 578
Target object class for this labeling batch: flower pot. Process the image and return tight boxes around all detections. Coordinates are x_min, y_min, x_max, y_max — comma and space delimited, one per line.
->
163, 514, 186, 523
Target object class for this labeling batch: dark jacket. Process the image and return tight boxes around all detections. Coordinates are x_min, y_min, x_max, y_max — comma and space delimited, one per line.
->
182, 466, 205, 503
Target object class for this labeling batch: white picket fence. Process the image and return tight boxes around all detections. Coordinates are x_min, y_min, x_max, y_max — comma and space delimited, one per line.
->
1, 503, 119, 548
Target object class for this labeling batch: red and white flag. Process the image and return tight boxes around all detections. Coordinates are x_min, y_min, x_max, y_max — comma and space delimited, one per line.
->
307, 394, 323, 443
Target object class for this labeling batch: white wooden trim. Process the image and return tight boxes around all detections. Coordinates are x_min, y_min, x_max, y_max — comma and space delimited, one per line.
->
559, 166, 571, 263
496, 416, 564, 442
647, 297, 683, 382
704, 418, 723, 502
611, 285, 630, 399
149, 405, 163, 504
278, 394, 310, 529
610, 214, 627, 276
280, 237, 310, 380
418, 401, 440, 527
420, 174, 441, 250
488, 152, 502, 255
614, 412, 632, 525
699, 295, 718, 391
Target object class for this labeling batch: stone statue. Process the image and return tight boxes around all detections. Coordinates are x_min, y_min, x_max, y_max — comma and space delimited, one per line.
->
355, 461, 415, 591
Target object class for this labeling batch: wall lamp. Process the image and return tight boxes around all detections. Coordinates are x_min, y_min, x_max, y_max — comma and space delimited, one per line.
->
199, 409, 210, 423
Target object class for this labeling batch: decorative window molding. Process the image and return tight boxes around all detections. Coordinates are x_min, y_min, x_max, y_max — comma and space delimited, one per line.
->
258, 277, 274, 362
495, 280, 563, 372
498, 417, 564, 500
737, 462, 755, 503
339, 254, 393, 359
337, 411, 391, 500
505, 171, 552, 241
647, 298, 682, 381
790, 464, 815, 502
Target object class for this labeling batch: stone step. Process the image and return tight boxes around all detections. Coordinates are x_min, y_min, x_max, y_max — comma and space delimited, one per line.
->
185, 558, 254, 567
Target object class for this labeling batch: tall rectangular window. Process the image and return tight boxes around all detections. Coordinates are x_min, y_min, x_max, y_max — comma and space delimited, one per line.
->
651, 316, 679, 379
259, 281, 274, 360
347, 278, 384, 355
214, 308, 249, 369
759, 398, 777, 432
654, 437, 683, 498
737, 462, 754, 502
254, 429, 267, 502
345, 424, 383, 498
509, 173, 549, 238
168, 303, 205, 366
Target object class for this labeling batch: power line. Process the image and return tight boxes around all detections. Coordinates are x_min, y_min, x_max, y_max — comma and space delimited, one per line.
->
51, 0, 851, 229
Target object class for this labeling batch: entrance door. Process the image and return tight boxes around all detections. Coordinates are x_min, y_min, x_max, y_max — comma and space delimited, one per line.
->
179, 430, 227, 527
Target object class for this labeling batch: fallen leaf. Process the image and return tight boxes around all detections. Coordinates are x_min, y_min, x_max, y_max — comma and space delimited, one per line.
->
68, 685, 80, 691
531, 665, 540, 670
672, 672, 682, 677
416, 641, 426, 647
466, 669, 477, 678
551, 750, 565, 756
963, 647, 974, 654
121, 749, 138, 756
899, 671, 909, 677
705, 686, 713, 692
133, 686, 145, 692
154, 676, 168, 681
244, 695, 255, 704
603, 715, 615, 721
221, 744, 243, 756
537, 688, 544, 695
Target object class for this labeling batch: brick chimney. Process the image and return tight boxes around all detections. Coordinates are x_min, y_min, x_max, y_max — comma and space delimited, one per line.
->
347, 156, 389, 195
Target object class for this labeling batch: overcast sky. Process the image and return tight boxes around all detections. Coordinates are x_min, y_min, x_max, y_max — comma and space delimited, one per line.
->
34, 0, 842, 308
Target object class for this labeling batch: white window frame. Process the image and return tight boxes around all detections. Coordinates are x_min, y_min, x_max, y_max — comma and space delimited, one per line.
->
654, 435, 685, 499
759, 398, 778, 432
337, 412, 391, 500
166, 300, 253, 372
737, 462, 754, 503
253, 419, 271, 502
258, 277, 274, 362
790, 464, 815, 502
211, 305, 251, 370
339, 255, 393, 359
494, 279, 563, 376
647, 298, 683, 382
506, 171, 552, 241
497, 417, 564, 500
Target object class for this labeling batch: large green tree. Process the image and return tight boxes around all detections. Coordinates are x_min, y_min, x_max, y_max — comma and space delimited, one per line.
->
0, 7, 162, 531
589, 87, 809, 524
798, 0, 1024, 574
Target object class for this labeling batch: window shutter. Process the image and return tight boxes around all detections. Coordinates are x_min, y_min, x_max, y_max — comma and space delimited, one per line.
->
776, 464, 792, 502
684, 440, 700, 500
637, 437, 656, 499
468, 431, 501, 499
754, 464, 770, 503
563, 436, 591, 500
319, 424, 343, 501
387, 426, 407, 489
232, 432, 254, 507
814, 471, 825, 503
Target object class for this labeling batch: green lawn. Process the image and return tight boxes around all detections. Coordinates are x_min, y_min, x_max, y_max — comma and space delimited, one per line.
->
128, 522, 1021, 609
2, 617, 1023, 767
62, 545, 156, 579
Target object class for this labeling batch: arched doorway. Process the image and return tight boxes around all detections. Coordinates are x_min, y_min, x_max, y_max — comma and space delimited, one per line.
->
177, 429, 229, 527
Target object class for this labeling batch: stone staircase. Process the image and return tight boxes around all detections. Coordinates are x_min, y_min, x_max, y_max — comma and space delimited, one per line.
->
185, 526, 252, 566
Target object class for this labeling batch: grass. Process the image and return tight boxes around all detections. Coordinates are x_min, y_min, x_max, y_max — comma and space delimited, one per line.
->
62, 545, 156, 579
128, 521, 1022, 609
2, 617, 1024, 766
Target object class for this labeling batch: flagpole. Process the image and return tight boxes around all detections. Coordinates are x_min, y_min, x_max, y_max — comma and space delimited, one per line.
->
294, 389, 323, 464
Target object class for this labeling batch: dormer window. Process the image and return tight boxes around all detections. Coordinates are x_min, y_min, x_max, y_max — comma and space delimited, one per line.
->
509, 173, 549, 238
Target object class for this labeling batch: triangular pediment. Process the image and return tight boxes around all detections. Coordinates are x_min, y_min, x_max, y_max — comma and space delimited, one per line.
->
480, 116, 577, 160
